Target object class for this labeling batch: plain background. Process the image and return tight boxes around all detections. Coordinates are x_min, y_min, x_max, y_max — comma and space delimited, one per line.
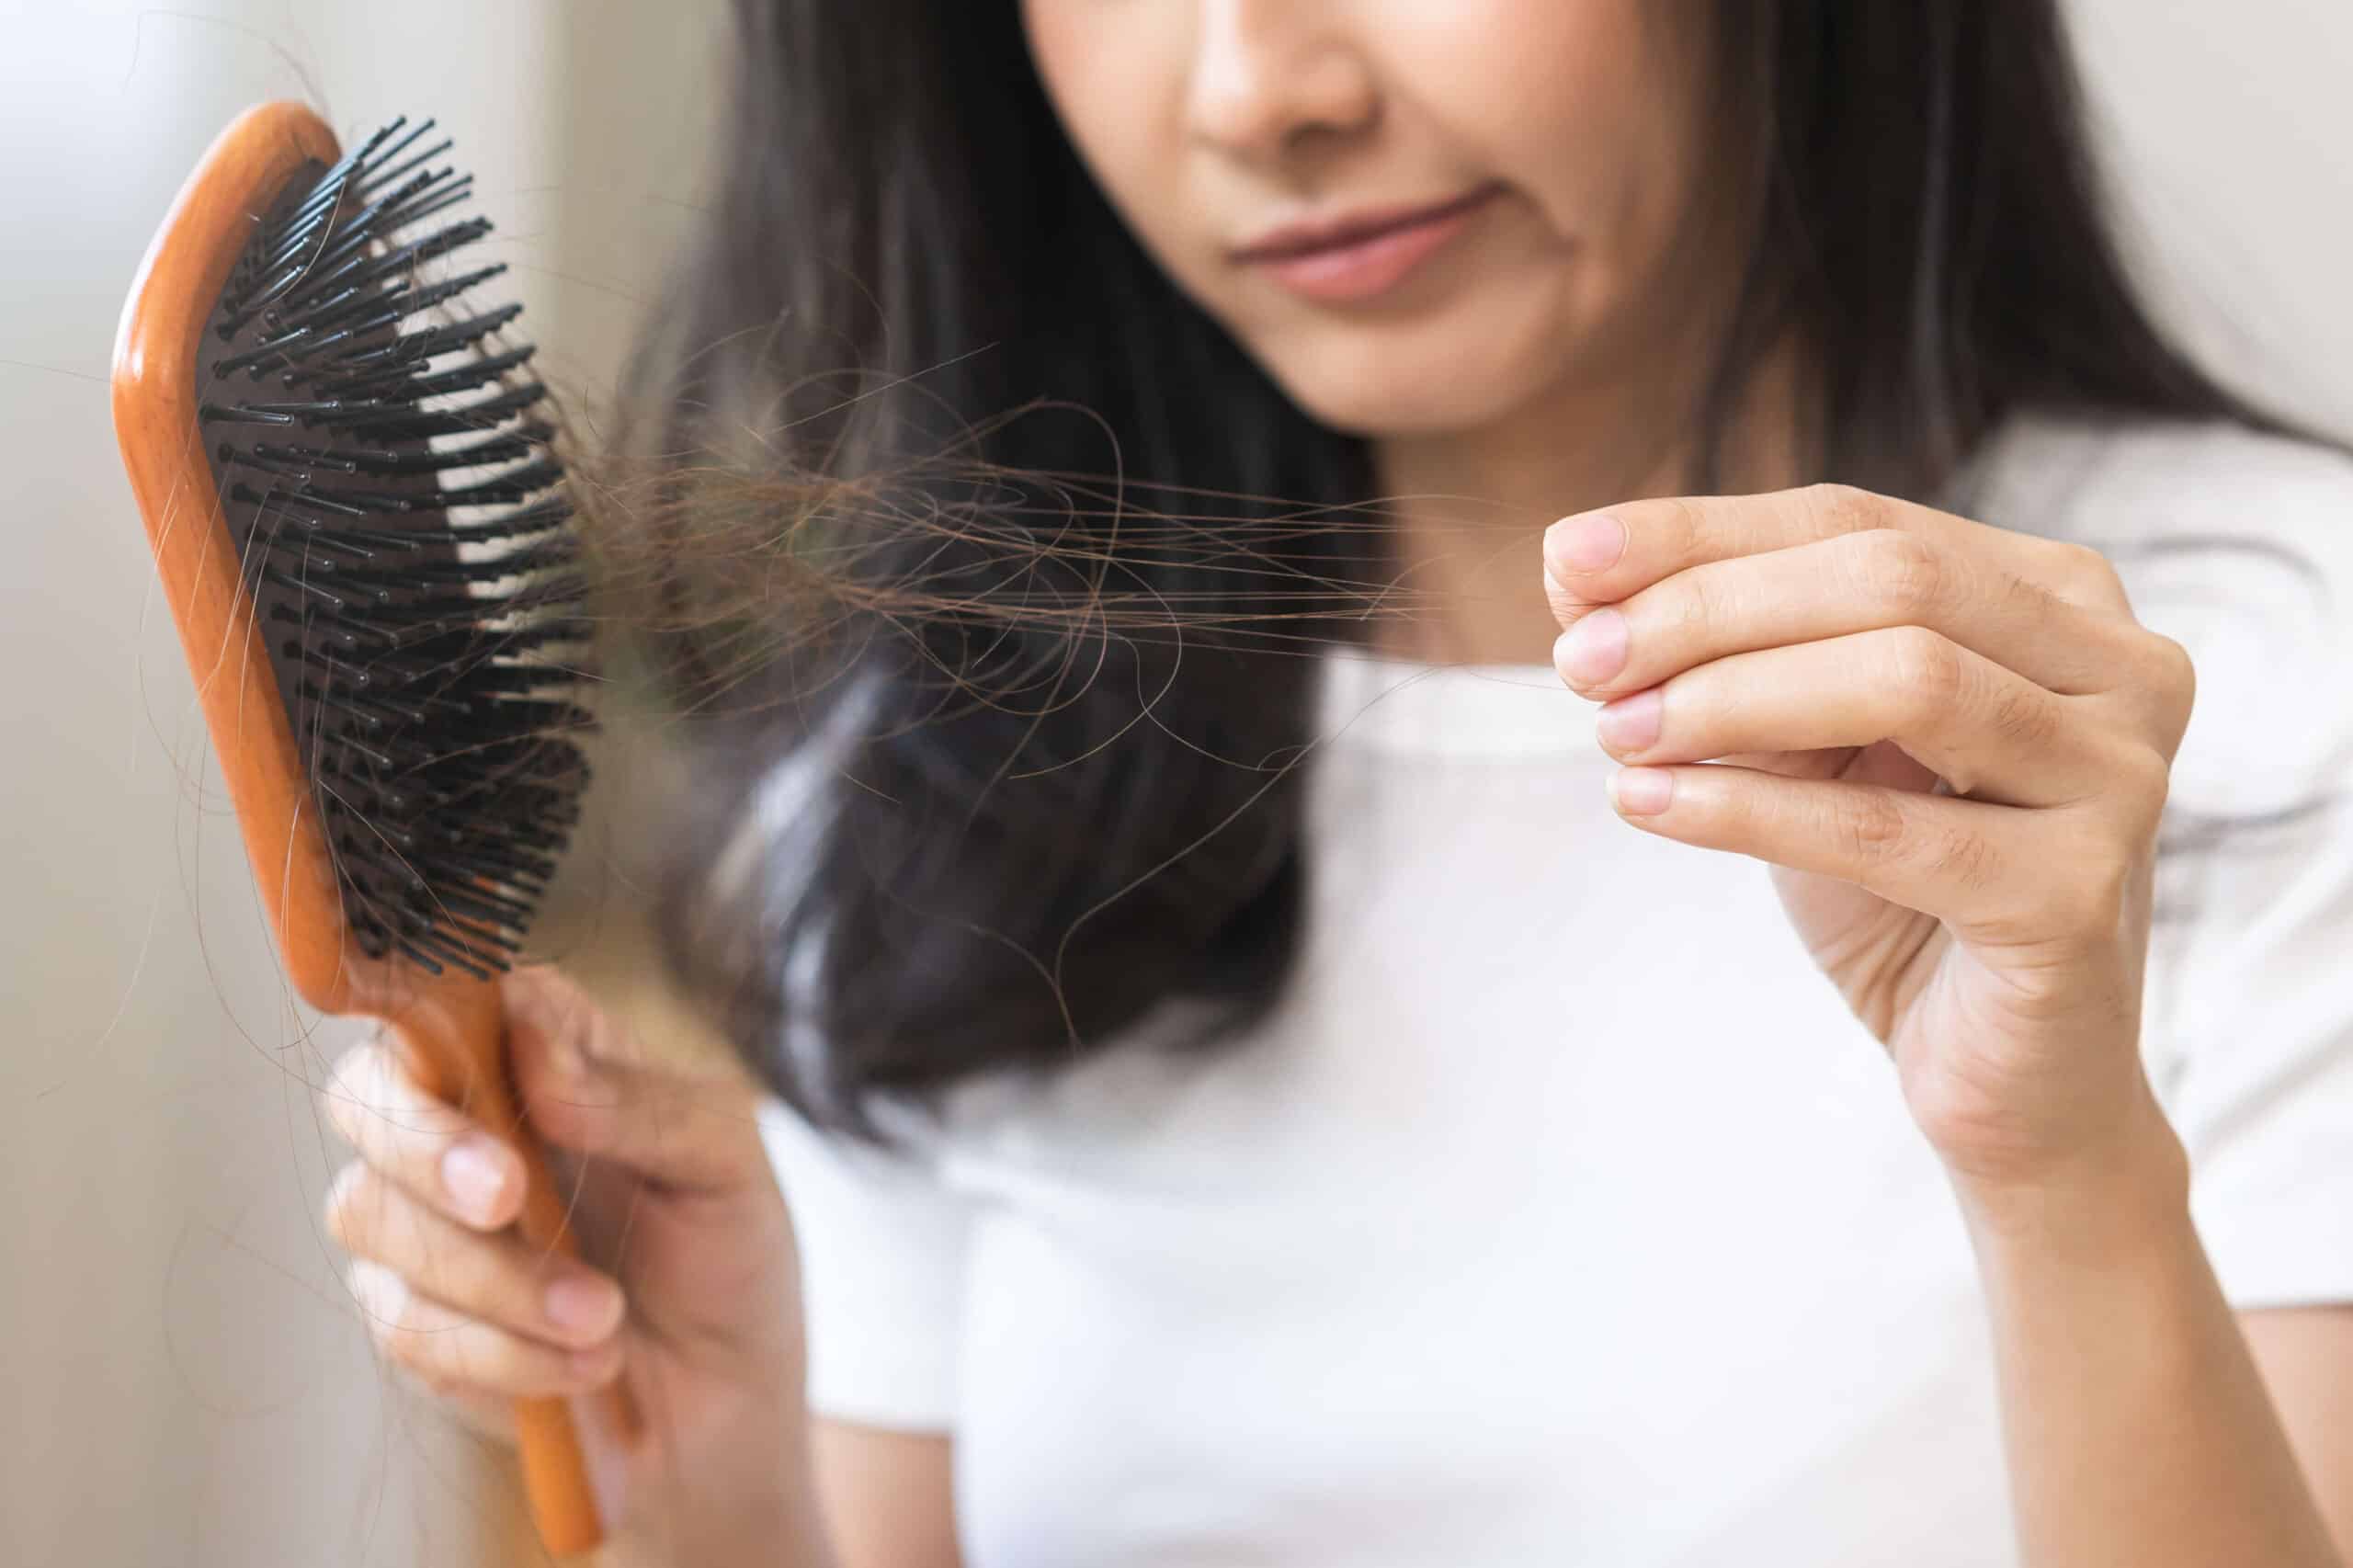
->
2, 2, 2348, 1563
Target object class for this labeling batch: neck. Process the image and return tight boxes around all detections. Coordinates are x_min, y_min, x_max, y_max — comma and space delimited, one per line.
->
1366, 332, 1808, 665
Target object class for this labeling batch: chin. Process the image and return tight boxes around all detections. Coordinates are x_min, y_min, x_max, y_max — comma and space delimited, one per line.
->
1247, 302, 1579, 441
1282, 381, 1509, 440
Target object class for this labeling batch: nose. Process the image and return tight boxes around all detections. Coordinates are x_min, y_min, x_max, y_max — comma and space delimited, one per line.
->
1186, 0, 1378, 165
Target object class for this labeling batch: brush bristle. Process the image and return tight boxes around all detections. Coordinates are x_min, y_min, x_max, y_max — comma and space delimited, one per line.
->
198, 117, 591, 982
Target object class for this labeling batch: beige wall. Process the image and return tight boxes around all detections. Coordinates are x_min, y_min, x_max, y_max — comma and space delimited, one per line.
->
2071, 0, 2353, 434
0, 3, 2346, 1565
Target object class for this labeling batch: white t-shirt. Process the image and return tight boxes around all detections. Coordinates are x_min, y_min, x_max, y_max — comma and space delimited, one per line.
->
757, 415, 2353, 1568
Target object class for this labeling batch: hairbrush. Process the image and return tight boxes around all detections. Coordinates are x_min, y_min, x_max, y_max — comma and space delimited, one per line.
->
111, 101, 621, 1556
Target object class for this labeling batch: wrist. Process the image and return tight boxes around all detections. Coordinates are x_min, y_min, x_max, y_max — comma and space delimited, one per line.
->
601, 1372, 831, 1568
1949, 1083, 2192, 1265
608, 1438, 832, 1568
699, 1399, 833, 1566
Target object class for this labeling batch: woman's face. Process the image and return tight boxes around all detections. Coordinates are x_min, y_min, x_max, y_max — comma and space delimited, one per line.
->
1019, 0, 1722, 439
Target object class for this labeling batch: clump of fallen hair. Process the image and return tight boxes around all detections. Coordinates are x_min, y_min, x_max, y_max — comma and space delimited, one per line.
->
551, 392, 1447, 1136
566, 397, 1439, 731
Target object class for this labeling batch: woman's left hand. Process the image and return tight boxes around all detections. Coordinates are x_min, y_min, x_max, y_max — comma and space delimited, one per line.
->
1542, 484, 2198, 1198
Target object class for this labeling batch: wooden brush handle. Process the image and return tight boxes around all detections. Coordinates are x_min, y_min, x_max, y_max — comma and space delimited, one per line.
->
390, 981, 626, 1559
114, 100, 623, 1560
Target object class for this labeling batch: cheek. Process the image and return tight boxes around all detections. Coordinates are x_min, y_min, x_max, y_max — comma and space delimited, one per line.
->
1386, 0, 1699, 265
1021, 0, 1715, 438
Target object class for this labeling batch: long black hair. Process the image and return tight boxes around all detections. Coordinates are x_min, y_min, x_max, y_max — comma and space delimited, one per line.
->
603, 0, 2268, 1136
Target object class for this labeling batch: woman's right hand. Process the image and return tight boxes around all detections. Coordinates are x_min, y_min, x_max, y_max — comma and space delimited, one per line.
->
318, 965, 820, 1560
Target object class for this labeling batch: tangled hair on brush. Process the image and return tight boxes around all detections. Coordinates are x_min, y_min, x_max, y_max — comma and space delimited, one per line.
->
583, 0, 2283, 1139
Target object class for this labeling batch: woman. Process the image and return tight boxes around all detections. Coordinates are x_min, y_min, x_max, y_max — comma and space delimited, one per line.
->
317, 2, 2353, 1563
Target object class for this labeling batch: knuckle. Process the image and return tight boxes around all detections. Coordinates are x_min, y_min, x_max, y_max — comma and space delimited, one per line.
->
1836, 790, 1911, 864
1802, 482, 1881, 534
1984, 676, 2058, 753
2146, 630, 2196, 693
2054, 540, 2126, 606
1657, 495, 1710, 561
1999, 565, 2072, 632
1854, 528, 1946, 619
1665, 569, 1722, 641
2142, 631, 2198, 744
1886, 625, 1965, 709
508, 972, 617, 1084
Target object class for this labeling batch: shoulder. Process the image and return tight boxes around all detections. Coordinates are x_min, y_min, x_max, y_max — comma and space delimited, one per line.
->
1962, 412, 2353, 817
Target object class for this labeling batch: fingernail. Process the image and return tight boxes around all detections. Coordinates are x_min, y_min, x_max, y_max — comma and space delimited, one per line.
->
1554, 608, 1628, 687
441, 1136, 513, 1225
1547, 513, 1626, 575
1596, 687, 1663, 753
545, 1273, 624, 1338
1608, 767, 1675, 815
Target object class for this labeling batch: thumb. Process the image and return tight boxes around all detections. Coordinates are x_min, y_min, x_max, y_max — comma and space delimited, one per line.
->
503, 966, 767, 1197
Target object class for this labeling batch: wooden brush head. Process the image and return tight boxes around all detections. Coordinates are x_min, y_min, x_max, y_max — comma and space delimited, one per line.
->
111, 101, 589, 1022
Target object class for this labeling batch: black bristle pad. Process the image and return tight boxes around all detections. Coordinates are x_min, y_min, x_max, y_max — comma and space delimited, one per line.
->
197, 119, 592, 981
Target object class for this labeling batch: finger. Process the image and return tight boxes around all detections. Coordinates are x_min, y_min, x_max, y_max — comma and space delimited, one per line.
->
1593, 625, 2147, 808
1550, 525, 2156, 706
347, 1258, 625, 1400
1600, 761, 2138, 944
318, 1038, 525, 1232
324, 1159, 627, 1353
1543, 484, 2136, 617
402, 1369, 519, 1447
506, 967, 768, 1197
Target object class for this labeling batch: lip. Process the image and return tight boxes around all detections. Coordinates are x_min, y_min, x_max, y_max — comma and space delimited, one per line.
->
1231, 183, 1503, 304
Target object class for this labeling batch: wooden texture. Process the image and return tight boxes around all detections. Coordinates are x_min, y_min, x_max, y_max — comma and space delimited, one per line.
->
110, 100, 613, 1560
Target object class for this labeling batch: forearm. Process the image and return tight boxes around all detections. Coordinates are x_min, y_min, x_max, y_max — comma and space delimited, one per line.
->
598, 1381, 842, 1568
1957, 1092, 2341, 1567
658, 1437, 839, 1568
601, 1446, 839, 1568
